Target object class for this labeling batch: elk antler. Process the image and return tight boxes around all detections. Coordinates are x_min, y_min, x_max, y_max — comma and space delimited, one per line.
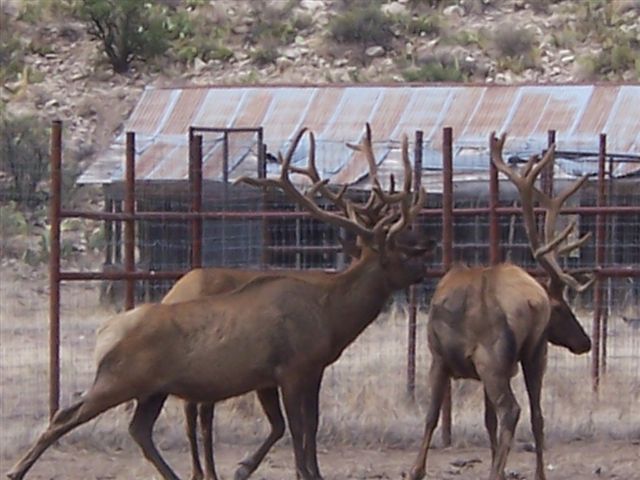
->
235, 125, 424, 252
490, 132, 594, 293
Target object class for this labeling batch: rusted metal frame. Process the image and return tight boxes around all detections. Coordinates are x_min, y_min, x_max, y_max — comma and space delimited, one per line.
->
114, 201, 122, 264
441, 127, 454, 447
104, 199, 113, 265
489, 145, 501, 265
258, 137, 271, 269
592, 134, 607, 392
124, 132, 136, 311
542, 130, 556, 198
57, 265, 640, 283
189, 130, 203, 269
407, 130, 423, 401
222, 131, 230, 265
58, 204, 640, 222
602, 153, 615, 375
191, 126, 261, 134
49, 120, 62, 418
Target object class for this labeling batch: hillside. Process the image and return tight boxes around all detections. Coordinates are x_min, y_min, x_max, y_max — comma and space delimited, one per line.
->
2, 0, 639, 160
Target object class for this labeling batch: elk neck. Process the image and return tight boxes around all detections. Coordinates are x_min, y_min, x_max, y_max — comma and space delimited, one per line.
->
323, 250, 396, 352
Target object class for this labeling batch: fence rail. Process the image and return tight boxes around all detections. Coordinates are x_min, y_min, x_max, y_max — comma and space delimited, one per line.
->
47, 121, 640, 439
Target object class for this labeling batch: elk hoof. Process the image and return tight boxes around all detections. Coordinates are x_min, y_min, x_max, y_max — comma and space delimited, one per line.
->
408, 466, 426, 480
234, 464, 252, 480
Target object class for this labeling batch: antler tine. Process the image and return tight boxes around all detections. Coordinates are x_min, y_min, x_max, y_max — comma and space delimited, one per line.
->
238, 129, 380, 242
490, 132, 594, 293
347, 123, 384, 193
386, 186, 426, 245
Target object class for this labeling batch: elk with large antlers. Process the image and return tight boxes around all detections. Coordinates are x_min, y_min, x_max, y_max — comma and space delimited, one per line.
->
7, 124, 433, 480
408, 133, 593, 480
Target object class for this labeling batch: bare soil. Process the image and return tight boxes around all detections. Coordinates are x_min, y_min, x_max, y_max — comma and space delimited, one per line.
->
2, 440, 639, 480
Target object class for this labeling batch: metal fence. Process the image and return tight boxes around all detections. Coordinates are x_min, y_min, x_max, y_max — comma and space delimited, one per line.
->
1, 120, 638, 459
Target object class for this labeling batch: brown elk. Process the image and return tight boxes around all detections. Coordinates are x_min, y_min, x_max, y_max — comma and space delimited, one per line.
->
408, 133, 593, 480
7, 125, 433, 480
162, 128, 414, 480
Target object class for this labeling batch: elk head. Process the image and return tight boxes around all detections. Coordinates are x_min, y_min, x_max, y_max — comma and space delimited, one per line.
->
490, 133, 593, 354
237, 123, 432, 289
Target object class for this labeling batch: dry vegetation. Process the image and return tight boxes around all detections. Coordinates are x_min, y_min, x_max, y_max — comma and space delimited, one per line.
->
1, 271, 638, 467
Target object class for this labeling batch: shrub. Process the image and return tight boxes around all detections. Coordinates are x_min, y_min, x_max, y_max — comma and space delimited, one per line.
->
0, 12, 25, 83
74, 0, 170, 73
492, 23, 537, 59
329, 4, 394, 48
402, 61, 465, 82
0, 114, 49, 208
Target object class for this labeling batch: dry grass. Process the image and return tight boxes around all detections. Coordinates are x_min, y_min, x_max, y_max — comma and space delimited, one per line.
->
1, 275, 639, 461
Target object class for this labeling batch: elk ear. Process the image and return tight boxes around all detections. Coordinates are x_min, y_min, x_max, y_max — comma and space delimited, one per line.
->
337, 235, 362, 260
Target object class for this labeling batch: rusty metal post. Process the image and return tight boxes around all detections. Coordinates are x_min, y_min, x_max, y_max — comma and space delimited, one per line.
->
222, 131, 229, 265
543, 130, 556, 197
259, 142, 270, 268
407, 130, 423, 401
489, 144, 500, 266
602, 154, 615, 375
114, 201, 122, 264
49, 120, 62, 418
592, 134, 606, 392
441, 127, 454, 446
124, 132, 136, 311
189, 132, 203, 269
104, 199, 113, 265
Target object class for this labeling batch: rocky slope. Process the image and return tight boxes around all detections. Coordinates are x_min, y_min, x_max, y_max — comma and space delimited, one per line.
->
2, 0, 639, 161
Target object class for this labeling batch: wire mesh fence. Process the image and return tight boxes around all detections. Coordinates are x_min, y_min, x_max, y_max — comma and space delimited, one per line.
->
1, 125, 639, 465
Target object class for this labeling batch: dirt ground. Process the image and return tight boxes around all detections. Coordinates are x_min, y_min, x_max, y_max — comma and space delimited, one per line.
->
2, 440, 639, 480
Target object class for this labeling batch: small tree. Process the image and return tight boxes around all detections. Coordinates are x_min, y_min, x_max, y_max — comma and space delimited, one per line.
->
76, 0, 169, 73
0, 113, 49, 208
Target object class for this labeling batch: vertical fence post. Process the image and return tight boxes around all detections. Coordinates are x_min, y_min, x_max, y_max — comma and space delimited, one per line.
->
222, 131, 229, 265
49, 120, 62, 418
407, 130, 423, 401
592, 133, 606, 392
489, 140, 500, 266
543, 130, 556, 197
189, 131, 203, 269
259, 140, 270, 269
441, 127, 453, 446
124, 132, 136, 311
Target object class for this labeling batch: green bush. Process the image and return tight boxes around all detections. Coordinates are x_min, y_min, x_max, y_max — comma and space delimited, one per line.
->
74, 0, 170, 73
0, 114, 49, 208
166, 9, 233, 65
492, 23, 537, 59
0, 12, 26, 83
402, 61, 465, 82
329, 4, 394, 48
0, 202, 28, 239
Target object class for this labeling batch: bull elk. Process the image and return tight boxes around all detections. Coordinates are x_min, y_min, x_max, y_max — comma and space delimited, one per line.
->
408, 133, 593, 480
7, 125, 434, 480
162, 130, 399, 480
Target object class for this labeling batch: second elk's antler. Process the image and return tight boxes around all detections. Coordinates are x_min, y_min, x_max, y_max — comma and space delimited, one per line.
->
490, 132, 594, 293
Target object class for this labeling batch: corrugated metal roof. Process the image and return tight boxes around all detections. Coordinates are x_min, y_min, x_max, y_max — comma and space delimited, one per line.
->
79, 84, 640, 186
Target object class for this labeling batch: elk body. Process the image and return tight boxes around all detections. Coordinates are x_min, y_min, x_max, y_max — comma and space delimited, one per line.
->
162, 266, 342, 480
7, 125, 432, 480
409, 134, 593, 480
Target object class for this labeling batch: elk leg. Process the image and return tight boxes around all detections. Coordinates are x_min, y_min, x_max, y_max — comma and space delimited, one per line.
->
129, 393, 181, 480
478, 368, 520, 480
409, 358, 449, 480
302, 374, 323, 479
281, 381, 313, 480
522, 347, 547, 480
7, 380, 129, 480
484, 388, 498, 464
234, 388, 285, 480
185, 401, 204, 480
199, 403, 217, 480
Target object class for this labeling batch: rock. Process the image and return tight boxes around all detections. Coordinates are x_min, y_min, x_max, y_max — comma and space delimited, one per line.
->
300, 0, 324, 12
45, 98, 59, 108
560, 55, 575, 64
282, 47, 302, 60
193, 57, 208, 73
443, 5, 465, 17
232, 24, 250, 35
381, 2, 408, 16
276, 57, 293, 72
365, 46, 385, 58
